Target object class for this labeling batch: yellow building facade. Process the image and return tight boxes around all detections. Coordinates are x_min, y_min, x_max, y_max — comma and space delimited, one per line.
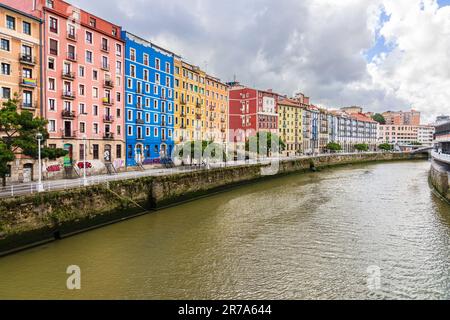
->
0, 3, 41, 117
174, 58, 207, 143
205, 75, 228, 144
278, 98, 303, 156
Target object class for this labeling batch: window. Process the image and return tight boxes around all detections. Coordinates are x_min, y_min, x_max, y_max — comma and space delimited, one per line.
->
130, 65, 136, 77
165, 62, 170, 73
93, 123, 99, 134
80, 122, 86, 134
2, 87, 11, 99
130, 49, 136, 61
79, 144, 85, 160
48, 57, 55, 70
116, 61, 122, 74
79, 65, 85, 77
23, 21, 31, 35
144, 54, 149, 66
86, 50, 93, 63
127, 79, 132, 89
117, 125, 121, 135
112, 28, 117, 37
155, 58, 160, 70
116, 145, 122, 159
48, 78, 55, 91
144, 70, 149, 81
93, 87, 98, 98
6, 16, 15, 30
93, 70, 98, 81
102, 56, 109, 70
1, 63, 10, 75
93, 105, 98, 116
89, 18, 96, 28
49, 39, 58, 55
22, 91, 32, 108
49, 99, 56, 111
116, 92, 121, 103
79, 103, 86, 114
93, 144, 99, 160
46, 0, 54, 8
1, 39, 10, 51
48, 120, 56, 132
86, 31, 93, 44
155, 73, 160, 84
127, 126, 132, 136
101, 38, 109, 51
49, 17, 58, 33
116, 43, 122, 56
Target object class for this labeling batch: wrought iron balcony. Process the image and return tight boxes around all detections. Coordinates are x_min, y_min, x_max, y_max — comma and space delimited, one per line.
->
66, 52, 77, 62
61, 110, 76, 119
102, 97, 114, 106
62, 91, 76, 100
103, 132, 115, 140
62, 70, 76, 80
104, 79, 114, 89
21, 102, 37, 110
67, 32, 77, 41
19, 54, 36, 65
103, 115, 114, 123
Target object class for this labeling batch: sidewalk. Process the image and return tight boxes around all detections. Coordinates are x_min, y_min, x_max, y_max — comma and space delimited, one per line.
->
0, 152, 387, 199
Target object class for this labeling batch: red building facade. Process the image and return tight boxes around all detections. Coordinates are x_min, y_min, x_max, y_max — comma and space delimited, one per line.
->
228, 83, 280, 142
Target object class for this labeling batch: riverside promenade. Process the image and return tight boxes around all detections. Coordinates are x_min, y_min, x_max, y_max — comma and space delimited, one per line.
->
0, 152, 400, 199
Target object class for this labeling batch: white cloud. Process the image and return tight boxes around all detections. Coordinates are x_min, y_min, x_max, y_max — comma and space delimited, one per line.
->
71, 0, 450, 122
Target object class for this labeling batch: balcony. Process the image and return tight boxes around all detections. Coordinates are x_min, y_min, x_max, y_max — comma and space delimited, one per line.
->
221, 118, 226, 123
20, 77, 37, 88
180, 99, 186, 105
136, 103, 142, 110
62, 91, 76, 100
62, 131, 76, 139
61, 110, 76, 119
103, 115, 114, 123
67, 32, 77, 41
103, 132, 115, 140
101, 45, 110, 53
21, 102, 37, 110
101, 64, 110, 71
66, 52, 77, 62
19, 54, 36, 66
136, 135, 144, 141
196, 102, 202, 108
136, 118, 145, 125
102, 97, 114, 106
431, 151, 450, 165
196, 114, 202, 120
62, 70, 76, 80
104, 79, 114, 89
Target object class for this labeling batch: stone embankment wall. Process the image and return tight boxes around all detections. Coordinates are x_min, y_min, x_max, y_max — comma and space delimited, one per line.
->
429, 161, 450, 202
0, 152, 427, 256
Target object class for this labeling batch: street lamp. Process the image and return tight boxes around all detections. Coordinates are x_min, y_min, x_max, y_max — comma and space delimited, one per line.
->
36, 132, 44, 192
82, 134, 88, 186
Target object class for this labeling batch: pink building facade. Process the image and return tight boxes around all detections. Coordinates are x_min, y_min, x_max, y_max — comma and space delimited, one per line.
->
5, 0, 127, 176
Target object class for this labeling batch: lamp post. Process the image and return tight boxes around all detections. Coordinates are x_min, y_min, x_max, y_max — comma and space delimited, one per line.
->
82, 134, 88, 186
36, 132, 44, 192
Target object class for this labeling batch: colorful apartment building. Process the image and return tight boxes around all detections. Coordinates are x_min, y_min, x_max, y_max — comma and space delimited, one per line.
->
228, 82, 279, 143
0, 3, 42, 183
173, 58, 206, 143
205, 75, 228, 144
25, 0, 127, 176
378, 124, 434, 146
328, 110, 378, 152
122, 31, 175, 167
383, 109, 421, 126
277, 98, 303, 156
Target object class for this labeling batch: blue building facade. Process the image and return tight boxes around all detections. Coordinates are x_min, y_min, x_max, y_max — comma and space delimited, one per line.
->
122, 31, 175, 167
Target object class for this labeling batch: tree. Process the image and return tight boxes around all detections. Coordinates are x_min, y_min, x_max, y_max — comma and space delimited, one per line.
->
326, 142, 342, 152
372, 113, 386, 125
0, 96, 67, 186
173, 140, 226, 165
0, 141, 14, 186
245, 132, 286, 157
378, 143, 393, 151
354, 143, 369, 152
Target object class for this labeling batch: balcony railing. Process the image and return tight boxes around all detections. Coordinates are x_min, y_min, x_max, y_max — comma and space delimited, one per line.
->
19, 54, 36, 65
20, 77, 37, 88
104, 79, 114, 88
136, 118, 145, 125
61, 110, 76, 119
103, 115, 114, 123
431, 151, 450, 164
66, 52, 77, 62
101, 64, 110, 71
67, 32, 77, 41
103, 132, 115, 140
102, 97, 113, 106
101, 45, 110, 53
62, 91, 76, 100
62, 131, 76, 139
21, 102, 37, 110
62, 70, 76, 80
136, 103, 142, 110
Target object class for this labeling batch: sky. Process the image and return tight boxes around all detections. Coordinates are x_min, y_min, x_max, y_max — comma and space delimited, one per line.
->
70, 0, 450, 123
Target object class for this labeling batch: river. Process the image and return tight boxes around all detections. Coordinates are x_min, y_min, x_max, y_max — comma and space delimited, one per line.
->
0, 160, 449, 300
